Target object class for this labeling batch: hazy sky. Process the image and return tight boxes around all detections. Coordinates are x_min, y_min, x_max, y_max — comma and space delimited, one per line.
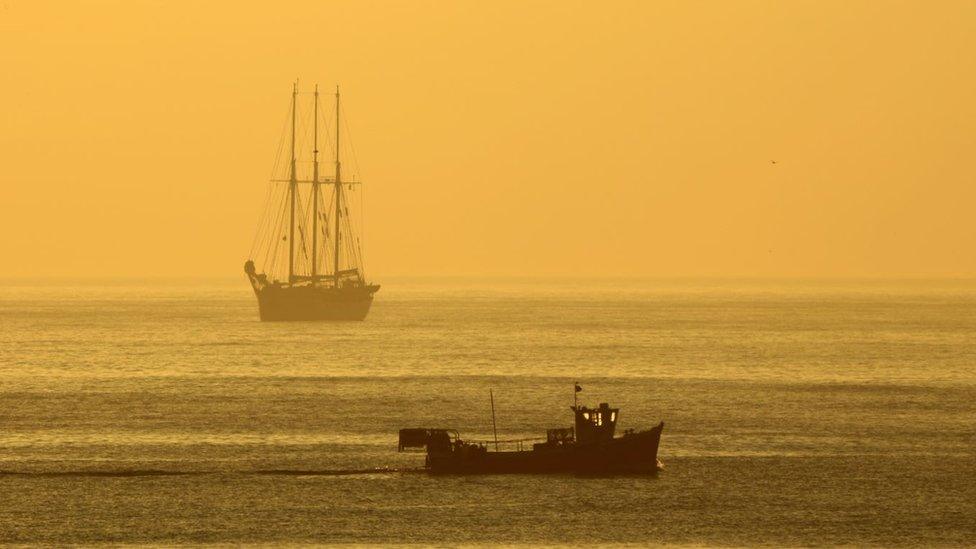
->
2, 1, 974, 278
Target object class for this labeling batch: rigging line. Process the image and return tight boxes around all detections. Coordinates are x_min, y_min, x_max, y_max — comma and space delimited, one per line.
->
296, 193, 307, 267
353, 230, 364, 274
318, 99, 333, 166
298, 225, 309, 263
249, 181, 276, 259
304, 93, 321, 169
252, 97, 292, 259
311, 90, 329, 154
303, 180, 316, 275
358, 178, 366, 276
298, 98, 316, 180
315, 182, 329, 272
341, 102, 364, 183
294, 189, 313, 273
269, 95, 293, 181
270, 181, 291, 275
263, 197, 282, 278
299, 184, 317, 268
258, 183, 282, 264
340, 200, 361, 269
340, 101, 368, 275
323, 192, 336, 274
303, 188, 319, 275
256, 186, 278, 259
341, 209, 359, 272
324, 93, 339, 162
351, 188, 365, 275
259, 96, 296, 276
252, 184, 275, 255
264, 183, 288, 277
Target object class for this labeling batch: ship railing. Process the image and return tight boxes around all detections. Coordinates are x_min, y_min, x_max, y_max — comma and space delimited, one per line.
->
469, 437, 547, 452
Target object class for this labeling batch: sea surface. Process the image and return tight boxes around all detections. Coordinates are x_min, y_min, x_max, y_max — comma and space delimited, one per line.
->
0, 277, 974, 546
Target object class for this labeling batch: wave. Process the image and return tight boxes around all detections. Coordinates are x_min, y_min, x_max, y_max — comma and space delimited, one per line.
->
0, 467, 424, 478
0, 469, 201, 478
253, 467, 423, 476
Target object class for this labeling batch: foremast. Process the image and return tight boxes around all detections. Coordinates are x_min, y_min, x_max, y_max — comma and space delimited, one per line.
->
288, 82, 297, 283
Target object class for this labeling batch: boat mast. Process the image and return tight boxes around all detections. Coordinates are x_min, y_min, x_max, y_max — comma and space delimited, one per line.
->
490, 388, 499, 452
333, 85, 342, 287
288, 81, 297, 283
312, 84, 319, 279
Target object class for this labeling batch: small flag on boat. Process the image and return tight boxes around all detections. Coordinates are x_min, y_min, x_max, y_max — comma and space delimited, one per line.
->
575, 383, 583, 393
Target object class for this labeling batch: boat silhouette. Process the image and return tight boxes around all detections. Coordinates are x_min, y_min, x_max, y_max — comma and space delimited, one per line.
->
399, 388, 664, 474
245, 83, 379, 321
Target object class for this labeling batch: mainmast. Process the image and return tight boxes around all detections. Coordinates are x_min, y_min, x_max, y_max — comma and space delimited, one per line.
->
312, 85, 320, 279
288, 81, 297, 283
333, 86, 342, 287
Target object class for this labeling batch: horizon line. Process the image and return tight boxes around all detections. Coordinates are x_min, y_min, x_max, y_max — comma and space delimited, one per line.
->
3, 274, 976, 282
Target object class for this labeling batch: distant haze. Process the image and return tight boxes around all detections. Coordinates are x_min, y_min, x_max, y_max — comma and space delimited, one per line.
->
2, 1, 974, 278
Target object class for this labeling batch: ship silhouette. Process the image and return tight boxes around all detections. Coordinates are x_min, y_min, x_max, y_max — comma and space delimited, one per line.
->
245, 83, 379, 321
399, 387, 664, 474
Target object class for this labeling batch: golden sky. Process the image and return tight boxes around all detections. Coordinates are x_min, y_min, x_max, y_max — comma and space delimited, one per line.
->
2, 1, 974, 278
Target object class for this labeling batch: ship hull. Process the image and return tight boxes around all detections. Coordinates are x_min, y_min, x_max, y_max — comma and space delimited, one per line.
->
427, 422, 664, 475
252, 284, 379, 321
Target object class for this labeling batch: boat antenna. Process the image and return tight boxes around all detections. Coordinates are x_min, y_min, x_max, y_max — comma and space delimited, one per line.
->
574, 381, 582, 410
288, 80, 297, 283
312, 84, 319, 279
489, 388, 499, 451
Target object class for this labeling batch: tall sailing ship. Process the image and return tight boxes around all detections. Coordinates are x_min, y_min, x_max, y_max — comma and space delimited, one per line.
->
244, 83, 379, 321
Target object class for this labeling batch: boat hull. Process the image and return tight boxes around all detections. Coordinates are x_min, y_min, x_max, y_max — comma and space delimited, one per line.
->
427, 422, 664, 475
252, 284, 379, 321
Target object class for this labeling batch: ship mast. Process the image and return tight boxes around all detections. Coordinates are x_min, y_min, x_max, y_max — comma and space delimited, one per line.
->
312, 85, 320, 279
288, 81, 297, 283
333, 86, 342, 287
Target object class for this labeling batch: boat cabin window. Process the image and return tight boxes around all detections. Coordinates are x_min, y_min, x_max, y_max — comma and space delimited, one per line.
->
584, 411, 604, 426
582, 410, 616, 427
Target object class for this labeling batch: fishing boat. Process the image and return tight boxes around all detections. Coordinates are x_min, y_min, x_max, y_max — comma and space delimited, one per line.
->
398, 387, 664, 474
244, 83, 379, 321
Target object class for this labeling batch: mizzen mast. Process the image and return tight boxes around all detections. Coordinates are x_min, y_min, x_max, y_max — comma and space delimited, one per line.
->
288, 81, 298, 283
333, 85, 342, 287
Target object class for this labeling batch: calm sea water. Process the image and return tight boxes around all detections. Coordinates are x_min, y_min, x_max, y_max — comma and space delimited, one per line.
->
0, 278, 974, 545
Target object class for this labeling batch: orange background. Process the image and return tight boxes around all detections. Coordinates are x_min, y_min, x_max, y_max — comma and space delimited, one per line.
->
2, 1, 974, 277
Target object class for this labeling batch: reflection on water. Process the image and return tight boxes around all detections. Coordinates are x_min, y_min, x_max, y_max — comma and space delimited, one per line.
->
0, 278, 973, 544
